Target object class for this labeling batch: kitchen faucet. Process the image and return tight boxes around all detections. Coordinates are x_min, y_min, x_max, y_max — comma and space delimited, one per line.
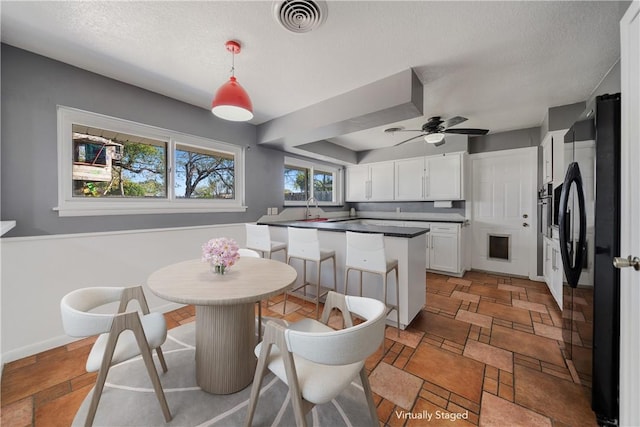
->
305, 196, 318, 219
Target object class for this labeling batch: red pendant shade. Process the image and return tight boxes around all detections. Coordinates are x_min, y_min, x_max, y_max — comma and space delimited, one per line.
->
211, 41, 254, 122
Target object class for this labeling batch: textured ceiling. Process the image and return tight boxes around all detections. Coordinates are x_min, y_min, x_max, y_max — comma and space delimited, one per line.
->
0, 1, 630, 153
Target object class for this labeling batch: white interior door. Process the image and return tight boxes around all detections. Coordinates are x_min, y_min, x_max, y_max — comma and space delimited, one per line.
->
619, 2, 640, 425
470, 147, 537, 277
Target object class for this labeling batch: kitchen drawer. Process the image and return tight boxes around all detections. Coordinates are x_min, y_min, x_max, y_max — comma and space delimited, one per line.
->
429, 223, 459, 233
404, 221, 430, 228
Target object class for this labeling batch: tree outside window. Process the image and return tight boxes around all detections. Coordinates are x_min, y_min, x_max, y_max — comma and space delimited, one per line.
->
175, 145, 235, 199
284, 166, 309, 201
313, 170, 333, 202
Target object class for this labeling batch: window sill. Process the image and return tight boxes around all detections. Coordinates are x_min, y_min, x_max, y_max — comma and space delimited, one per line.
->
284, 202, 342, 207
54, 203, 248, 217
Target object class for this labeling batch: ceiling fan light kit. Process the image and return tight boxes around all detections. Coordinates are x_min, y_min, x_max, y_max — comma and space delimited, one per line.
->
424, 133, 444, 144
211, 40, 254, 122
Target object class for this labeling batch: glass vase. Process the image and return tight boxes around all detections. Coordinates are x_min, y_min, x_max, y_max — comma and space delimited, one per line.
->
211, 264, 226, 275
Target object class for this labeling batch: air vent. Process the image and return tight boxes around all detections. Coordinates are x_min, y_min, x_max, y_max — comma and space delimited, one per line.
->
273, 0, 328, 34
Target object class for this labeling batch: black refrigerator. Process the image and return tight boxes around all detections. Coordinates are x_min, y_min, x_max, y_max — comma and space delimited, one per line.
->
559, 93, 621, 426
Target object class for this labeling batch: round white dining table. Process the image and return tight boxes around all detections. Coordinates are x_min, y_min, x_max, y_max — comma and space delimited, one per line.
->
147, 257, 297, 394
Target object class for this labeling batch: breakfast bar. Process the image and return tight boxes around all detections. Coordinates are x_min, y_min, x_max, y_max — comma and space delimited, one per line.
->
260, 219, 429, 329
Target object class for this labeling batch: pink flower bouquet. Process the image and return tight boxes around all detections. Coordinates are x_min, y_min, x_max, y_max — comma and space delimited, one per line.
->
201, 237, 240, 274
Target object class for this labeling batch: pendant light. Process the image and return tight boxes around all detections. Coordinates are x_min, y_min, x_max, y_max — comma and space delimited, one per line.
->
211, 40, 254, 122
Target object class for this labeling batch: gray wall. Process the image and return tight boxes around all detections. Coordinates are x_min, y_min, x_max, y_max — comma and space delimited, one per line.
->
1, 44, 287, 237
468, 127, 541, 154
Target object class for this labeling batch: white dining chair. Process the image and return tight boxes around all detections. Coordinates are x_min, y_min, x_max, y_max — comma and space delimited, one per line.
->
344, 231, 401, 335
284, 227, 337, 319
60, 286, 171, 426
244, 291, 386, 427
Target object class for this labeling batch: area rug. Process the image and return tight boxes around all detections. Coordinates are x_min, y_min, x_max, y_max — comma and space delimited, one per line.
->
73, 322, 372, 426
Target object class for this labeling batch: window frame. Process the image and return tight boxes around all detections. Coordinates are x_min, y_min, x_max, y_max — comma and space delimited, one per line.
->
56, 106, 246, 216
283, 156, 343, 206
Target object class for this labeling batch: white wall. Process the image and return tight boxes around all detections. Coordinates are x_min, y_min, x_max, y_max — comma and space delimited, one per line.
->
0, 223, 246, 365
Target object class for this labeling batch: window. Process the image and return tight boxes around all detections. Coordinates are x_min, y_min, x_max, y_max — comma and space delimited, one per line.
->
57, 106, 246, 216
284, 165, 309, 202
283, 157, 342, 206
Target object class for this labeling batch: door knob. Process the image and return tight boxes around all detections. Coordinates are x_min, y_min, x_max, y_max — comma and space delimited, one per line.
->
613, 256, 640, 271
523, 214, 529, 219
523, 223, 529, 227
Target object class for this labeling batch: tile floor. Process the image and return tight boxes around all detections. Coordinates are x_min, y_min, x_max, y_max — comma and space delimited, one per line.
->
0, 271, 598, 426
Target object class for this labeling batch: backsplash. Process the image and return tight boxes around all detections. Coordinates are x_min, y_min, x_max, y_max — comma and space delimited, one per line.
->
350, 201, 465, 216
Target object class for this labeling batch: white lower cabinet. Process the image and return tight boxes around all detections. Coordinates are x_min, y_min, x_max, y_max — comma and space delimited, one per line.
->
404, 221, 463, 275
543, 236, 563, 309
428, 224, 460, 274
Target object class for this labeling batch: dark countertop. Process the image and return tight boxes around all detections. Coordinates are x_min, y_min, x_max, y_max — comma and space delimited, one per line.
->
258, 219, 429, 238
401, 218, 465, 224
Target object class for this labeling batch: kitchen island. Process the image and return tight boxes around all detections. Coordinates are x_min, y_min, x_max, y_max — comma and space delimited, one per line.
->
258, 219, 428, 329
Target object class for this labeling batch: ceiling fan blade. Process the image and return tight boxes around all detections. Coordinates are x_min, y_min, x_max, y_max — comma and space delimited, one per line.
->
443, 128, 489, 135
394, 134, 424, 147
442, 116, 467, 129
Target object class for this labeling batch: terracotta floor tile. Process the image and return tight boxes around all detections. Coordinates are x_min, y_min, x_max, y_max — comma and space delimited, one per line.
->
409, 311, 470, 345
1, 346, 90, 406
447, 277, 472, 287
514, 364, 597, 426
385, 327, 424, 348
468, 284, 512, 302
369, 362, 422, 410
477, 301, 532, 326
533, 322, 564, 341
497, 283, 526, 293
425, 293, 462, 315
455, 309, 492, 329
526, 290, 556, 307
268, 300, 301, 315
463, 340, 513, 373
35, 384, 93, 427
0, 396, 32, 427
405, 343, 484, 403
451, 290, 481, 304
512, 299, 549, 314
427, 279, 457, 294
491, 324, 565, 367
479, 391, 551, 426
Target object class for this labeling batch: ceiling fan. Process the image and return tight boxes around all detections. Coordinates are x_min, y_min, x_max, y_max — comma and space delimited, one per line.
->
384, 116, 489, 147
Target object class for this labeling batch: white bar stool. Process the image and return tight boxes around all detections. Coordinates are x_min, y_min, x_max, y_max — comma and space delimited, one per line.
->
284, 227, 337, 319
245, 223, 287, 260
245, 223, 288, 314
344, 231, 400, 335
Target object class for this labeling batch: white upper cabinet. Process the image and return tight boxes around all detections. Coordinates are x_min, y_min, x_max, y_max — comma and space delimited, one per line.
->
541, 130, 567, 185
394, 152, 464, 201
345, 162, 394, 201
425, 153, 463, 200
348, 152, 465, 202
395, 157, 425, 200
542, 139, 553, 183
